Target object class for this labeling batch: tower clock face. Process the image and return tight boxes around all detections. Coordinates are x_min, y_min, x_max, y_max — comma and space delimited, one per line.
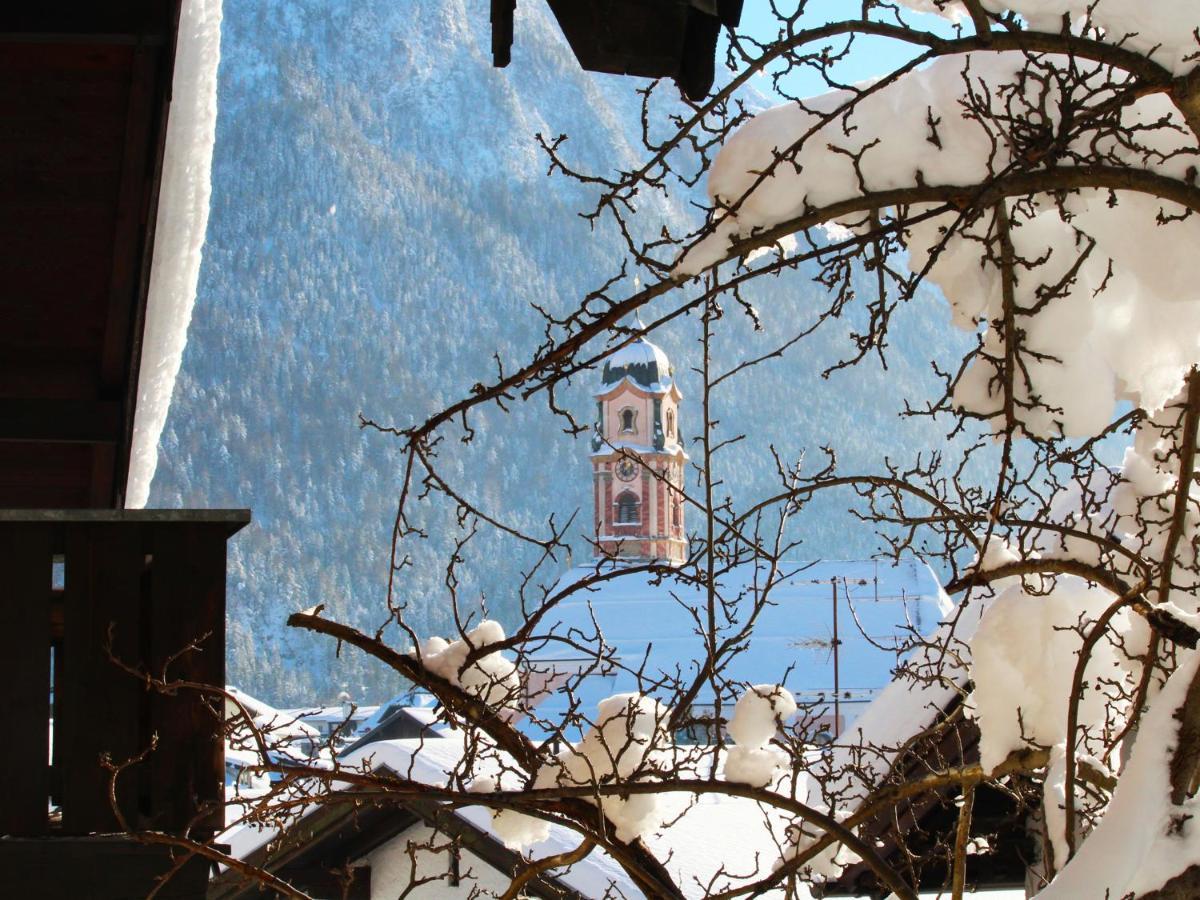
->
615, 458, 638, 482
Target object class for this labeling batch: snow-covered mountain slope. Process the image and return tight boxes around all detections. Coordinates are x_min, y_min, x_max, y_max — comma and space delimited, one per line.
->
150, 0, 965, 704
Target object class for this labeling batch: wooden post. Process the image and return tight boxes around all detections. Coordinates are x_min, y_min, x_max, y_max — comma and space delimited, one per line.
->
0, 523, 53, 834
148, 522, 227, 834
60, 522, 145, 833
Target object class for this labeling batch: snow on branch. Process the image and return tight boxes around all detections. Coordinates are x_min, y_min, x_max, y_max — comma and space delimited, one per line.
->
193, 3, 1200, 898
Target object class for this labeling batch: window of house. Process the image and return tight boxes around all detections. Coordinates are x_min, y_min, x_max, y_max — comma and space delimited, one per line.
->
665, 409, 674, 437
672, 501, 680, 527
619, 407, 636, 433
615, 491, 641, 524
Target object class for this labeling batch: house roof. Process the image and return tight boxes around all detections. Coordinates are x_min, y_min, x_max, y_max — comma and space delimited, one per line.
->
220, 732, 804, 899
811, 598, 1036, 896
530, 558, 952, 733
216, 735, 618, 900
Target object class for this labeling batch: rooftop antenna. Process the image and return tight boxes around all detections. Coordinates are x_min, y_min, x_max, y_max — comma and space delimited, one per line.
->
790, 577, 844, 738
832, 578, 841, 737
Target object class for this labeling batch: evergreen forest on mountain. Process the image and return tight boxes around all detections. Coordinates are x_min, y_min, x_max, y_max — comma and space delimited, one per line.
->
153, 0, 990, 705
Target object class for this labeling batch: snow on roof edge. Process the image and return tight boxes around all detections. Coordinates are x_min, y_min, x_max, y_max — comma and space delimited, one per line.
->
222, 735, 645, 898
126, 0, 223, 509
811, 595, 988, 810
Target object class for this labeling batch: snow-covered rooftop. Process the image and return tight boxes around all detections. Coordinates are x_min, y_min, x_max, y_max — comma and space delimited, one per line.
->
285, 704, 380, 725
225, 730, 802, 899
532, 559, 951, 731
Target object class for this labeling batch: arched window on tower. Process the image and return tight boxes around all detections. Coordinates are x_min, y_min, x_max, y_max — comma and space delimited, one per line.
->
672, 500, 681, 528
665, 409, 675, 438
615, 491, 641, 524
619, 407, 637, 433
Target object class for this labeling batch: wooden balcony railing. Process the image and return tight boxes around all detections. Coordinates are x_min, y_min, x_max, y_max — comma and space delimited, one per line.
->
0, 509, 248, 842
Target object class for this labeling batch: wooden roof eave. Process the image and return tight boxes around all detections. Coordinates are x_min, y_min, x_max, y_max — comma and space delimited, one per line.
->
210, 762, 588, 900
0, 1, 185, 509
819, 700, 1038, 897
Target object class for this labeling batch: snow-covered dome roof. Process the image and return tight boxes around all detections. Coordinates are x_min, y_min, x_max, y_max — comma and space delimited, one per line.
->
598, 337, 673, 394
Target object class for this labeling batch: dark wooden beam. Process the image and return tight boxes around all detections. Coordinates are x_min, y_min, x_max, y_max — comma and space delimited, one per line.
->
276, 865, 372, 900
0, 508, 251, 530
0, 1, 184, 509
102, 36, 168, 508
0, 512, 248, 839
0, 524, 53, 835
59, 522, 146, 833
148, 523, 228, 835
0, 836, 209, 900
403, 795, 588, 900
0, 32, 169, 45
100, 43, 158, 390
0, 398, 122, 443
0, 444, 97, 508
212, 790, 590, 900
0, 2, 174, 37
491, 0, 515, 66
209, 802, 418, 900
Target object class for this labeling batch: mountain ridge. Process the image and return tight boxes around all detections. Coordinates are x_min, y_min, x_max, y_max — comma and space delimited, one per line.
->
150, 0, 966, 705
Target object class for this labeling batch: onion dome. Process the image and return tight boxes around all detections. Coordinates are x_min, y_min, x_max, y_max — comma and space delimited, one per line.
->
598, 337, 673, 394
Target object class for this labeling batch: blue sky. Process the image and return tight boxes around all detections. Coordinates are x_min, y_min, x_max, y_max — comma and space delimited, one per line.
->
735, 1, 957, 99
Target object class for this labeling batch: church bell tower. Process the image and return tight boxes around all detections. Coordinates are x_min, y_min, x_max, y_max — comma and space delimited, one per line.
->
590, 337, 687, 564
